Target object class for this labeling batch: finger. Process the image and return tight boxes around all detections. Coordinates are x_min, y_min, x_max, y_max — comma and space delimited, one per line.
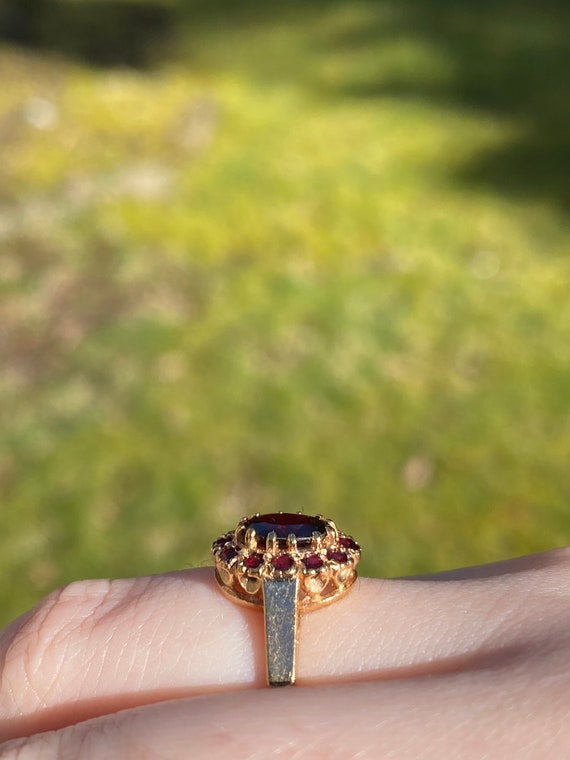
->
403, 548, 570, 581
2, 549, 569, 743
0, 568, 265, 742
2, 650, 569, 760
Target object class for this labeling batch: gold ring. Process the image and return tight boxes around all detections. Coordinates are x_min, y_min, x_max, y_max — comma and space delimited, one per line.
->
211, 512, 361, 686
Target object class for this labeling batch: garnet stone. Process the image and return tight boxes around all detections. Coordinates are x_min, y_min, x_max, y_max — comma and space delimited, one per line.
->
237, 513, 327, 549
303, 554, 324, 570
272, 554, 295, 572
327, 549, 348, 564
244, 553, 264, 569
220, 546, 239, 564
339, 536, 360, 551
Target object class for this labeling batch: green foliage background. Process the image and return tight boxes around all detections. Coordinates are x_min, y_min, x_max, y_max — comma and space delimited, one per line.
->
1, 0, 569, 626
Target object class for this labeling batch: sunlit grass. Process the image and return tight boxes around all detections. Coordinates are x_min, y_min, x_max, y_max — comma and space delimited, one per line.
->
1, 0, 570, 626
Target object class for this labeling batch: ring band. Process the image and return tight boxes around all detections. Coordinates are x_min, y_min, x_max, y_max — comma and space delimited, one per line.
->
212, 512, 361, 686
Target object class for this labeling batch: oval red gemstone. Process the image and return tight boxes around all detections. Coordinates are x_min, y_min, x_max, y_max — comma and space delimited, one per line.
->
272, 554, 295, 572
244, 553, 264, 569
220, 546, 239, 564
339, 536, 360, 551
237, 513, 327, 549
327, 549, 348, 564
303, 554, 324, 570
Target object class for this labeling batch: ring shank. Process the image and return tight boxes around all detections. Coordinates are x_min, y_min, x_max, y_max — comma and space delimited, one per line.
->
263, 577, 299, 686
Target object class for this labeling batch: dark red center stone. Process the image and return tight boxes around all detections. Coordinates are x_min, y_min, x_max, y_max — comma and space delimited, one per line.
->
238, 513, 327, 549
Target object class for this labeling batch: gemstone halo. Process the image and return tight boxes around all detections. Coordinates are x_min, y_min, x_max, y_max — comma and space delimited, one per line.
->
212, 511, 361, 611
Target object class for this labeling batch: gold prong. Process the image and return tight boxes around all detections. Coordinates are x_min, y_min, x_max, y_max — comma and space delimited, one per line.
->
311, 530, 323, 550
287, 533, 298, 552
267, 531, 278, 553
316, 513, 324, 520
325, 520, 338, 541
325, 524, 336, 543
245, 527, 258, 550
254, 512, 260, 517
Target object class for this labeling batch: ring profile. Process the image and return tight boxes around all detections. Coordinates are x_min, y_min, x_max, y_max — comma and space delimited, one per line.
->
211, 512, 361, 686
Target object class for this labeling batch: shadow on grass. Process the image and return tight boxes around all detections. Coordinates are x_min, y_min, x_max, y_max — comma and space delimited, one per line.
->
0, 0, 177, 67
321, 0, 570, 211
1, 0, 569, 210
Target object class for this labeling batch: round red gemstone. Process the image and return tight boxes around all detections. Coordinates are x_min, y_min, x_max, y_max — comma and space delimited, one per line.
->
237, 513, 327, 549
327, 549, 348, 564
303, 554, 324, 570
220, 546, 239, 564
272, 554, 295, 572
244, 553, 264, 569
339, 536, 360, 551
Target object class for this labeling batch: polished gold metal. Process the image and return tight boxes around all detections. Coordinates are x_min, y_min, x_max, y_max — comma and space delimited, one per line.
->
267, 531, 278, 553
212, 512, 361, 687
287, 533, 298, 552
245, 527, 258, 550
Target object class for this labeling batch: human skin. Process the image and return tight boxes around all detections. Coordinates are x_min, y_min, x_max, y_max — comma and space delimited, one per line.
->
1, 549, 570, 758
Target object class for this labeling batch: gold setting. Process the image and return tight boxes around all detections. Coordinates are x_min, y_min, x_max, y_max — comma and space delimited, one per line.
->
212, 512, 361, 612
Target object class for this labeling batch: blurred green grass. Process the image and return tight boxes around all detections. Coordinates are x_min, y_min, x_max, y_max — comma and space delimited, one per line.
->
1, 0, 570, 626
